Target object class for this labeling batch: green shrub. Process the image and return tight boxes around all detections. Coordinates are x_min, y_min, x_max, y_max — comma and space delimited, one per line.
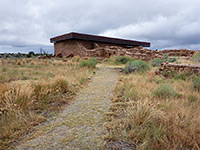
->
168, 57, 176, 63
153, 84, 177, 98
191, 52, 200, 63
163, 53, 169, 60
114, 56, 134, 64
80, 57, 98, 68
151, 58, 163, 67
124, 60, 149, 74
161, 53, 176, 63
193, 77, 200, 92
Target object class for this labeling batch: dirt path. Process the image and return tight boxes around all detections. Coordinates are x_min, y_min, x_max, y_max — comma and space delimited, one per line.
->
16, 66, 119, 150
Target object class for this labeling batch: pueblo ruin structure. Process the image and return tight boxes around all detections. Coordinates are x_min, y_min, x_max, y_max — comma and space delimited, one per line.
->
50, 32, 198, 61
50, 32, 151, 59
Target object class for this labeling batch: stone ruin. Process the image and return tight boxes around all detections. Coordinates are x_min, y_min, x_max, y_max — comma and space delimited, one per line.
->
51, 39, 199, 62
52, 39, 199, 62
50, 32, 199, 62
50, 32, 200, 76
159, 49, 197, 57
85, 46, 198, 62
156, 63, 200, 76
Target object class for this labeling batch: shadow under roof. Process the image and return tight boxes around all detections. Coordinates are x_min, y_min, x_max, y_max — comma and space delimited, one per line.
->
50, 32, 150, 47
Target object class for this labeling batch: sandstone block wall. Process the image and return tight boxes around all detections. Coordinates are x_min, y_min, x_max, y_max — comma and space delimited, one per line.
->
54, 40, 123, 58
159, 49, 197, 57
54, 40, 199, 61
156, 63, 200, 76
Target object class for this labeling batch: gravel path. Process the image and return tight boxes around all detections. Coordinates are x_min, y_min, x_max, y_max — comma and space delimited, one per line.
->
16, 66, 119, 150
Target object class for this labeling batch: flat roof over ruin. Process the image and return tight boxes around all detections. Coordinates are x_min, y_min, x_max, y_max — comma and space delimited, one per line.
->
50, 32, 150, 47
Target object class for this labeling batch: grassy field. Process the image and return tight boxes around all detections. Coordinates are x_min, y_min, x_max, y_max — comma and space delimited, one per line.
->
1, 54, 200, 149
0, 57, 95, 149
104, 57, 200, 149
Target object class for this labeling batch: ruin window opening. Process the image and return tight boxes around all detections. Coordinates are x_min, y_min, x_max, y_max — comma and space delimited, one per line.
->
125, 45, 134, 49
90, 42, 95, 49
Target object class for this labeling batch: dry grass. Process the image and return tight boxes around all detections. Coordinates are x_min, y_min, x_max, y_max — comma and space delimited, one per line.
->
0, 58, 95, 149
175, 56, 200, 65
104, 71, 200, 149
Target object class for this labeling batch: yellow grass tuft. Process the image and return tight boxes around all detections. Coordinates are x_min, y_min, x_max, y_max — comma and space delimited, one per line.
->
30, 60, 35, 65
22, 59, 26, 64
16, 60, 21, 65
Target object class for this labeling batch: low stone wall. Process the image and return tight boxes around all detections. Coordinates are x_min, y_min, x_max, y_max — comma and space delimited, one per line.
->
159, 49, 197, 57
125, 47, 162, 61
156, 63, 200, 76
86, 46, 162, 61
86, 47, 198, 61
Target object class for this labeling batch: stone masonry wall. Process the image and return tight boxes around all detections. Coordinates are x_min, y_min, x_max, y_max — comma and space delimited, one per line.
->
54, 40, 199, 61
54, 39, 123, 58
159, 49, 197, 57
156, 63, 200, 76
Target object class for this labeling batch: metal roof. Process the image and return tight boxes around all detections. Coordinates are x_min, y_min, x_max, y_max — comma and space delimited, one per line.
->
50, 32, 150, 47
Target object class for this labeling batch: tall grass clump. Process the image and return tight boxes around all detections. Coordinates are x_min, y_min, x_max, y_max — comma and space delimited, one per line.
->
114, 56, 134, 64
16, 60, 21, 65
191, 51, 200, 63
80, 57, 98, 68
124, 60, 149, 74
192, 77, 200, 92
72, 56, 81, 62
188, 94, 198, 103
51, 78, 69, 93
0, 86, 45, 149
123, 100, 166, 149
153, 84, 177, 98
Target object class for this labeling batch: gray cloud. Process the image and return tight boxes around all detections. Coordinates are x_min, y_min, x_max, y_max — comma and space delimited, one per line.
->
0, 0, 200, 53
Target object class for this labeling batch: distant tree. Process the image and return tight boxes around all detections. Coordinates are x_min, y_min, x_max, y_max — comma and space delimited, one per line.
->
27, 51, 35, 57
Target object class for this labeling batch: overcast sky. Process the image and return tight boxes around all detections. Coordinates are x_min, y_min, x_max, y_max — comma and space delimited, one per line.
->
0, 0, 200, 53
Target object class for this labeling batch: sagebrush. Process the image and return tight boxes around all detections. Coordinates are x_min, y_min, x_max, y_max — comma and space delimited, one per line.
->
124, 60, 149, 74
80, 57, 98, 68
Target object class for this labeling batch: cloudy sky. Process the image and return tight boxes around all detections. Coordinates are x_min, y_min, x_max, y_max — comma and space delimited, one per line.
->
0, 0, 200, 53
